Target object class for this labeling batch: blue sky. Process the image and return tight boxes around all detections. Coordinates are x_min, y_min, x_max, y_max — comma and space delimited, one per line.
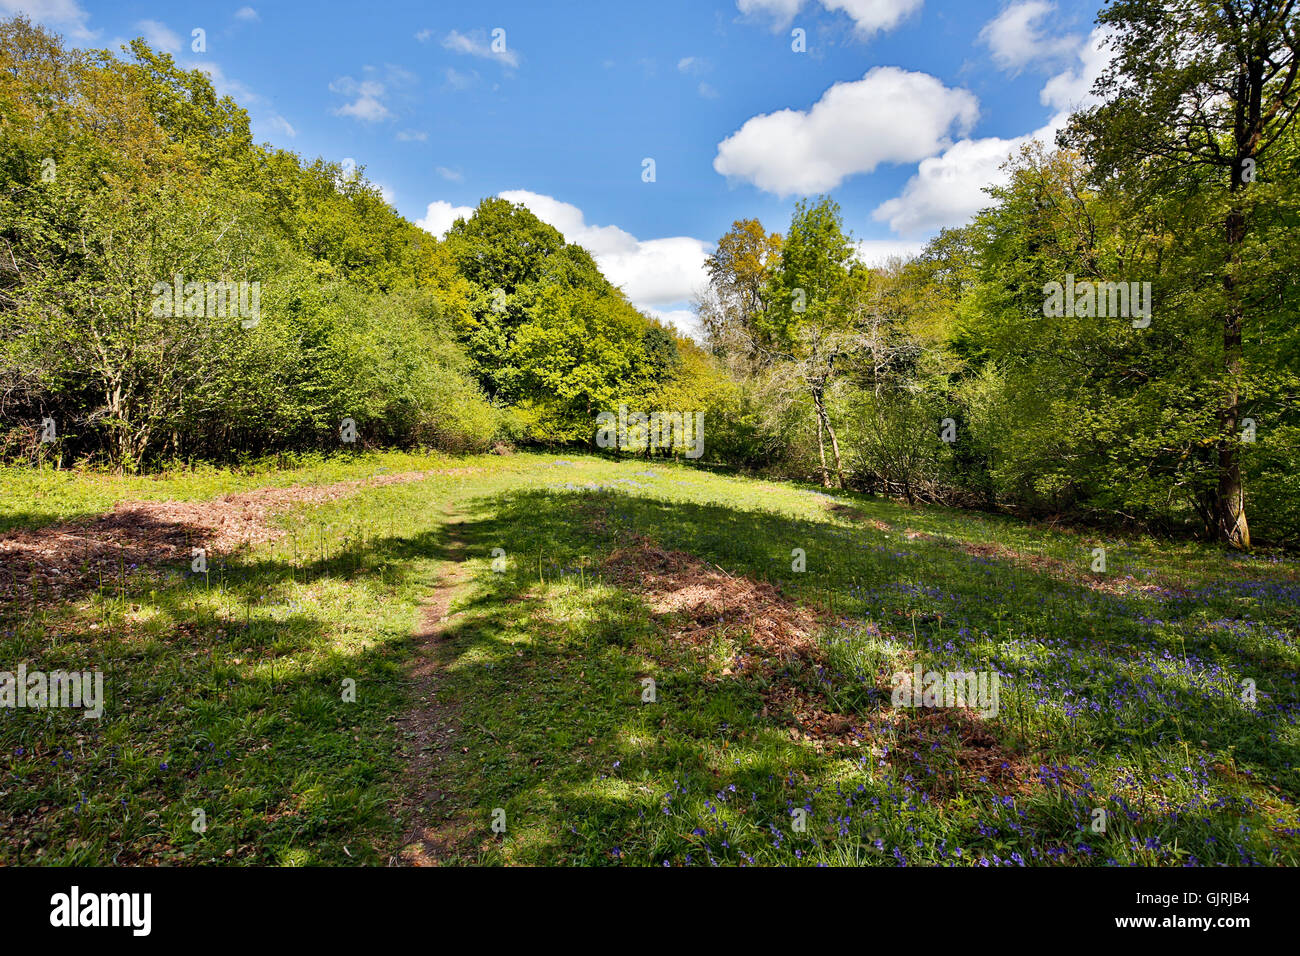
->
3, 0, 1114, 334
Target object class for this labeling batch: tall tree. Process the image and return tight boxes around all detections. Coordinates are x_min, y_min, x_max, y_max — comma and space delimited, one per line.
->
699, 218, 782, 362
765, 197, 856, 488
1067, 0, 1300, 548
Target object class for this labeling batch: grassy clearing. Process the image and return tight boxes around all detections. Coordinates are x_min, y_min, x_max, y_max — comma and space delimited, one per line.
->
2, 451, 1297, 865
0, 450, 455, 533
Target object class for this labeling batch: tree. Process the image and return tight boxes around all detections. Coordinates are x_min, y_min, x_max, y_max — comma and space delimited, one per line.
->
699, 218, 782, 362
510, 284, 654, 444
764, 197, 856, 488
1066, 0, 1300, 548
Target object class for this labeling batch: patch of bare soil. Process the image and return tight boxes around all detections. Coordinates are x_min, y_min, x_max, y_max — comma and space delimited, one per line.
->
391, 510, 476, 866
0, 471, 434, 608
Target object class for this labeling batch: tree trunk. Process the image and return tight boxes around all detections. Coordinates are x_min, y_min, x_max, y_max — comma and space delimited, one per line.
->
1214, 70, 1255, 552
814, 401, 830, 488
812, 386, 844, 490
1216, 207, 1250, 548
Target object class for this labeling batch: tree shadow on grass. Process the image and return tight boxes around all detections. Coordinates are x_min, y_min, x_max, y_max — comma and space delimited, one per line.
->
417, 486, 1300, 864
5, 477, 1295, 866
0, 505, 481, 865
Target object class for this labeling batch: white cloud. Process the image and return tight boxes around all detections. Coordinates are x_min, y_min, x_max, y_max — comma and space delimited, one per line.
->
871, 135, 1020, 235
820, 0, 923, 37
267, 114, 296, 137
0, 0, 97, 41
979, 1, 1078, 73
396, 129, 428, 142
713, 66, 978, 196
435, 166, 463, 182
854, 238, 927, 265
331, 76, 390, 122
497, 190, 636, 258
234, 6, 259, 22
871, 115, 1062, 236
497, 190, 711, 311
698, 82, 719, 99
645, 306, 701, 338
416, 189, 710, 330
1040, 25, 1113, 112
869, 25, 1112, 238
442, 29, 519, 68
443, 66, 476, 91
136, 19, 180, 53
600, 236, 712, 308
737, 0, 922, 37
416, 200, 475, 238
736, 0, 804, 28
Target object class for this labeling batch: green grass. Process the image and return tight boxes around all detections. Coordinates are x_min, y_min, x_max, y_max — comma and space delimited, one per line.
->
2, 451, 1297, 865
0, 450, 454, 533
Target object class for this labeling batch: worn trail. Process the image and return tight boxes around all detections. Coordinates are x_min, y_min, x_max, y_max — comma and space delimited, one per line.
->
391, 507, 475, 865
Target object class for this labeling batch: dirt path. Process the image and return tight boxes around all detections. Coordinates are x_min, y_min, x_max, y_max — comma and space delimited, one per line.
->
390, 507, 475, 865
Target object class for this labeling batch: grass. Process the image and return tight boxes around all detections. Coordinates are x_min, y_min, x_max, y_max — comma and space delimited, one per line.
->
0, 449, 452, 533
1, 451, 1297, 865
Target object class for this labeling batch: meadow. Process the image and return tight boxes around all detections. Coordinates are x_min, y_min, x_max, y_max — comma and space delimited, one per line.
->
1, 451, 1296, 865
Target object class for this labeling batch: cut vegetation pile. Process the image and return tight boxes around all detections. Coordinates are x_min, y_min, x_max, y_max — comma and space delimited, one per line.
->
0, 472, 432, 606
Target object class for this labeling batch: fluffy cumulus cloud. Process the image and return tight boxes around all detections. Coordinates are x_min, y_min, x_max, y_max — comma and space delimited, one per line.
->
737, 0, 922, 37
1039, 25, 1113, 112
415, 200, 475, 238
713, 66, 978, 196
417, 191, 708, 334
871, 121, 1054, 235
870, 24, 1113, 237
820, 0, 924, 37
497, 190, 710, 310
978, 1, 1079, 73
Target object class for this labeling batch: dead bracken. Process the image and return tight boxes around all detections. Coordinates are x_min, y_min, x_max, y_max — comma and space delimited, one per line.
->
604, 535, 1034, 794
0, 471, 434, 607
